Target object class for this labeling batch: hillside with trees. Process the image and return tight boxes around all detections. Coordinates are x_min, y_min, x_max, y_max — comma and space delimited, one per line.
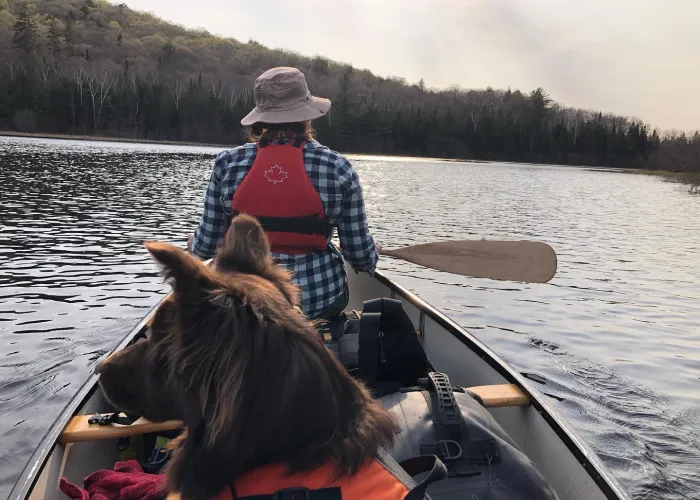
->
0, 0, 698, 174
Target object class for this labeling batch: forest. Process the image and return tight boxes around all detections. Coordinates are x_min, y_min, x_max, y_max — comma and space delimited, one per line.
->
1, 0, 698, 173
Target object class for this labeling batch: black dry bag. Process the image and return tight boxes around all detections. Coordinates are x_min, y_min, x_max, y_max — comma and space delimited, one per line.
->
380, 372, 560, 500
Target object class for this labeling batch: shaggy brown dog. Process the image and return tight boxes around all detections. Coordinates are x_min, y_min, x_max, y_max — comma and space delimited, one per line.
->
96, 214, 397, 500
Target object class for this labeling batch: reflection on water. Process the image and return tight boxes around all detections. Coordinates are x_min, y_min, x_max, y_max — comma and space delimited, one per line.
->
1, 136, 700, 500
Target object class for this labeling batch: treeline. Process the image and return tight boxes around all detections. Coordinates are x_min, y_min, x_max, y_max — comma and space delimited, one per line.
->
0, 0, 698, 172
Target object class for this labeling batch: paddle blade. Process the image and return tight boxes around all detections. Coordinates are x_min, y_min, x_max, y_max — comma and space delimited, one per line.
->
382, 240, 557, 283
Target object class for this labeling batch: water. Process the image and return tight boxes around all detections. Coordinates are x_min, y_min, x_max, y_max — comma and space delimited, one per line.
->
1, 137, 699, 499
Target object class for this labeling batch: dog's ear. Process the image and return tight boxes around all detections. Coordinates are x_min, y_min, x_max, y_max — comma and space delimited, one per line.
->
215, 214, 271, 274
145, 242, 220, 295
145, 241, 228, 336
146, 242, 257, 438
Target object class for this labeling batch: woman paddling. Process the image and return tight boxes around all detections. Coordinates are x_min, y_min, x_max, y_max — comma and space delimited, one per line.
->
189, 66, 380, 319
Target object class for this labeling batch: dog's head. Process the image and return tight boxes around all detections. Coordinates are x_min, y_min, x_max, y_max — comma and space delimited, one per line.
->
97, 214, 396, 500
95, 293, 184, 422
96, 214, 301, 422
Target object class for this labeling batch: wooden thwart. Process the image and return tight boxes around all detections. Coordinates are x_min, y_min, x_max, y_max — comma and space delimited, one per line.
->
58, 415, 183, 445
58, 384, 529, 444
467, 383, 530, 408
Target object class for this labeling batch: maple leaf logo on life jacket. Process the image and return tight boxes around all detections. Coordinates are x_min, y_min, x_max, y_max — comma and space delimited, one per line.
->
264, 165, 288, 184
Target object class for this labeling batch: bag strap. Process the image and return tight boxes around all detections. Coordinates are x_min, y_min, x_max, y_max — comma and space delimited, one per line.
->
357, 310, 381, 385
425, 372, 462, 435
356, 297, 404, 385
375, 448, 446, 500
418, 372, 501, 476
400, 455, 448, 500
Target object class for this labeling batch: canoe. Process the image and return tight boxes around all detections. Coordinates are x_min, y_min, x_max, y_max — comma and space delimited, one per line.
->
10, 262, 630, 500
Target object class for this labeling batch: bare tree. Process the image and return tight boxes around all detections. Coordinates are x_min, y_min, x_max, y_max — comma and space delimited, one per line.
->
445, 85, 461, 104
51, 61, 64, 80
129, 73, 140, 121
226, 87, 239, 111
72, 66, 87, 107
148, 71, 160, 88
210, 80, 225, 100
168, 78, 184, 109
465, 91, 484, 131
87, 71, 116, 130
381, 95, 404, 115
239, 88, 254, 109
482, 87, 497, 113
38, 57, 51, 86
6, 61, 19, 81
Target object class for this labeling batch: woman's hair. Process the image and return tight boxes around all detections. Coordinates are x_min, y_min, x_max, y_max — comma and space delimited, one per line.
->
246, 120, 316, 142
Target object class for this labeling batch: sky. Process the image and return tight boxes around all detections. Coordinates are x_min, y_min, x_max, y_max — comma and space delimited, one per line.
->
119, 0, 700, 132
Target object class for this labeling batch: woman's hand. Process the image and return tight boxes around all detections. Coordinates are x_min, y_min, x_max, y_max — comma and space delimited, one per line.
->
375, 242, 383, 255
187, 234, 193, 253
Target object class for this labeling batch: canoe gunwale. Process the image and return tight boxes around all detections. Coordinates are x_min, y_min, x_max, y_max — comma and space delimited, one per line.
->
370, 269, 630, 500
7, 293, 171, 500
10, 267, 629, 500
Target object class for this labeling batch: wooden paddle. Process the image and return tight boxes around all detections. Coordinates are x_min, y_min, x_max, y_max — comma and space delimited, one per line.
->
381, 240, 557, 283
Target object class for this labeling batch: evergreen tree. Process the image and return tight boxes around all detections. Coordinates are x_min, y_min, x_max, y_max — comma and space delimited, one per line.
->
0, 0, 694, 173
12, 2, 38, 56
47, 17, 63, 57
63, 17, 75, 53
331, 67, 357, 148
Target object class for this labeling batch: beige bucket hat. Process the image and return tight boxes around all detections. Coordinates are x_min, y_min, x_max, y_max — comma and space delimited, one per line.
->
240, 67, 332, 126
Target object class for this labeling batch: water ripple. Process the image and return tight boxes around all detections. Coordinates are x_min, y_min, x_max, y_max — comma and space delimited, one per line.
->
1, 136, 700, 499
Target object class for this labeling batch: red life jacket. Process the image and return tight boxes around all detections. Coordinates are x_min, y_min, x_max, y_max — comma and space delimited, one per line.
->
210, 452, 445, 500
230, 140, 334, 255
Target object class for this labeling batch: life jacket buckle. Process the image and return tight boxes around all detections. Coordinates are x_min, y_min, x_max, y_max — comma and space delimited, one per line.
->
272, 487, 312, 500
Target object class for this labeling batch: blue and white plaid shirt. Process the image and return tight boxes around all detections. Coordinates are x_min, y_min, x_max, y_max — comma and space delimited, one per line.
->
191, 138, 379, 318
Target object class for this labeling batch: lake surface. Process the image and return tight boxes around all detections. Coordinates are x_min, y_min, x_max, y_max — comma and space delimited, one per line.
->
1, 136, 699, 500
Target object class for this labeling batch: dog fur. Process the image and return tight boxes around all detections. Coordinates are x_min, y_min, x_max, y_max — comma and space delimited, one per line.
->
96, 214, 397, 500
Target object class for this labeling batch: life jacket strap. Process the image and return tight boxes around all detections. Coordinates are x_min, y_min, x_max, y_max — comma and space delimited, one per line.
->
235, 486, 341, 500
229, 211, 334, 237
258, 136, 307, 150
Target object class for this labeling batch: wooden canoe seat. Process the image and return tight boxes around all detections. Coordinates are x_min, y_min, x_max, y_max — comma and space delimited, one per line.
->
58, 384, 529, 444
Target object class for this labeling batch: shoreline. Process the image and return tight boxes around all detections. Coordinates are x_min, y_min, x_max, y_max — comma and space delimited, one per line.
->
2, 131, 697, 185
0, 130, 233, 148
